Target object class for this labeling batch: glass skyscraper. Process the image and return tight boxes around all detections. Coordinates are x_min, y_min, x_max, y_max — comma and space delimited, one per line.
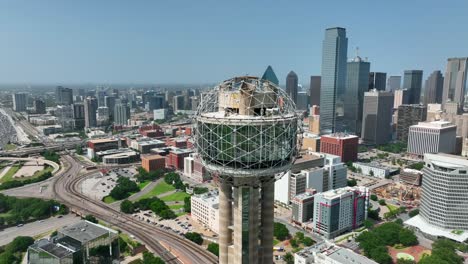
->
344, 56, 370, 135
403, 70, 423, 104
442, 57, 468, 111
319, 27, 348, 134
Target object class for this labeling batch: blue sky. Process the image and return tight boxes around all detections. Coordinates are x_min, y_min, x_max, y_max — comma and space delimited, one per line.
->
0, 0, 467, 84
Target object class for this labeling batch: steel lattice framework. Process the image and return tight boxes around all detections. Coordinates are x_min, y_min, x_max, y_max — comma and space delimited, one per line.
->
193, 76, 302, 180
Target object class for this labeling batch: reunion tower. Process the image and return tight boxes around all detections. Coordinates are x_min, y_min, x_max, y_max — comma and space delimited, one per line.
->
194, 76, 301, 264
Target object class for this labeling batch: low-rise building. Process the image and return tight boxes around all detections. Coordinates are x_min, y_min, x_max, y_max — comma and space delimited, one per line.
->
302, 132, 320, 152
183, 153, 209, 182
191, 190, 219, 233
291, 189, 316, 225
165, 148, 193, 170
130, 138, 166, 154
87, 138, 120, 159
352, 162, 399, 179
28, 220, 119, 264
407, 121, 457, 157
399, 168, 423, 186
141, 154, 166, 172
312, 186, 369, 239
295, 240, 377, 264
101, 149, 139, 165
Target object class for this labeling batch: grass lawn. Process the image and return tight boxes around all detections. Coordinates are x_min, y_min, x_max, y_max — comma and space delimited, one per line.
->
103, 196, 117, 204
169, 204, 184, 210
139, 181, 175, 200
4, 144, 16, 151
273, 238, 280, 246
0, 164, 22, 183
0, 212, 12, 218
387, 204, 399, 212
31, 166, 54, 178
138, 181, 150, 190
161, 192, 190, 202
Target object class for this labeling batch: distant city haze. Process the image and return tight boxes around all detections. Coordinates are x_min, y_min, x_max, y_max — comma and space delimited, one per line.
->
0, 1, 467, 84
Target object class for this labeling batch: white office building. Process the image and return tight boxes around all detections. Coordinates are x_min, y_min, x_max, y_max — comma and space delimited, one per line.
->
352, 162, 398, 179
295, 240, 377, 264
191, 190, 219, 234
407, 121, 456, 157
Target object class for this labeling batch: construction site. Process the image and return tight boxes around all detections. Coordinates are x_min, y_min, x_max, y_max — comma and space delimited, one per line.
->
373, 180, 422, 209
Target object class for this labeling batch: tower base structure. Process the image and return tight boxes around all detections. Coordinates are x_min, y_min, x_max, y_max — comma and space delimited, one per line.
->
219, 176, 275, 264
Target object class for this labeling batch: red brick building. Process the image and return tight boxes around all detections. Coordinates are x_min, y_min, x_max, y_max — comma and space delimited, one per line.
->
165, 149, 193, 170
320, 133, 358, 162
138, 124, 164, 138
141, 154, 166, 172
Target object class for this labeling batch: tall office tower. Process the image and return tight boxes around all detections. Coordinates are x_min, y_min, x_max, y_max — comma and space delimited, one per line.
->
312, 186, 368, 239
96, 88, 106, 107
403, 70, 423, 104
320, 133, 359, 162
369, 72, 387, 91
309, 76, 321, 107
33, 99, 46, 114
387, 75, 401, 92
361, 90, 394, 145
419, 154, 468, 231
146, 95, 165, 111
77, 88, 85, 97
73, 103, 85, 129
261, 65, 279, 85
442, 57, 468, 111
194, 77, 300, 264
96, 106, 110, 126
286, 71, 299, 105
424, 70, 444, 105
190, 96, 199, 111
319, 27, 348, 134
407, 121, 456, 157
393, 89, 410, 109
173, 95, 185, 112
55, 86, 73, 105
396, 104, 427, 142
56, 105, 75, 131
296, 91, 309, 110
344, 56, 370, 135
114, 103, 130, 126
12, 93, 27, 112
84, 97, 98, 128
104, 95, 116, 121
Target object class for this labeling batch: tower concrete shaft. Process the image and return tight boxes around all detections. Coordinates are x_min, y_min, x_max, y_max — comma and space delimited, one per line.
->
219, 178, 275, 264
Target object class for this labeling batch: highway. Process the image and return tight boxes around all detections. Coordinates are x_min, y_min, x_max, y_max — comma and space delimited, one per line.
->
54, 155, 218, 264
0, 214, 81, 246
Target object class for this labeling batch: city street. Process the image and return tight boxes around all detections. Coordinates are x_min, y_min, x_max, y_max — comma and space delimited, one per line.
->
0, 214, 81, 246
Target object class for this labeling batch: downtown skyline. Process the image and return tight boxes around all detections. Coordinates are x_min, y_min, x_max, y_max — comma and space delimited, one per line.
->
0, 1, 468, 84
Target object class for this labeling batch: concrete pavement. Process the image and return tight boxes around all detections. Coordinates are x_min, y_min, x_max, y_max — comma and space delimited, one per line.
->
0, 214, 81, 246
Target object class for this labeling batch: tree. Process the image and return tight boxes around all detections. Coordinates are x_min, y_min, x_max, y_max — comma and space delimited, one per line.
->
394, 218, 404, 225
408, 209, 419, 218
290, 238, 298, 248
409, 162, 424, 171
207, 243, 219, 257
364, 219, 374, 229
369, 170, 375, 177
370, 194, 378, 201
302, 237, 314, 246
120, 200, 135, 214
84, 215, 98, 223
399, 228, 418, 246
370, 246, 393, 264
6, 236, 34, 252
295, 232, 305, 242
283, 252, 294, 264
368, 209, 380, 220
119, 237, 128, 255
142, 252, 165, 264
184, 196, 191, 213
379, 199, 386, 206
274, 222, 290, 241
347, 179, 357, 187
193, 187, 209, 194
185, 232, 203, 245
75, 145, 83, 155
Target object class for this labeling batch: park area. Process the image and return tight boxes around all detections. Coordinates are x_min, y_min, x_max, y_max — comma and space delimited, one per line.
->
0, 161, 53, 184
389, 245, 431, 263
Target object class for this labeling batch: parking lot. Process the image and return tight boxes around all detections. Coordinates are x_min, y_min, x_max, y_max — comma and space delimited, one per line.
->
81, 167, 137, 200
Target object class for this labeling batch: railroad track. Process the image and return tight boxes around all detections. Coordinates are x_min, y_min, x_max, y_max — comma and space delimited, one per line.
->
54, 155, 218, 264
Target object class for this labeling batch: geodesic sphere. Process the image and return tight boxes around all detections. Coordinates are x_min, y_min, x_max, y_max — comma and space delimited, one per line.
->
193, 76, 301, 177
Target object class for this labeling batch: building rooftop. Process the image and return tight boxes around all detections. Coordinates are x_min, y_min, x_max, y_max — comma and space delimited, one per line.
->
413, 120, 456, 129
296, 241, 377, 264
88, 138, 119, 144
320, 186, 367, 200
424, 153, 468, 168
30, 239, 75, 259
141, 154, 165, 160
321, 133, 358, 140
59, 220, 118, 244
96, 148, 134, 156
192, 190, 219, 207
405, 215, 468, 243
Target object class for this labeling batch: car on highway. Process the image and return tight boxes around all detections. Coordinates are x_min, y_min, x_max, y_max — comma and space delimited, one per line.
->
17, 224, 24, 227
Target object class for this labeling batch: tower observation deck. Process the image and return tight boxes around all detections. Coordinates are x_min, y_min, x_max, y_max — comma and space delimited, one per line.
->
194, 76, 301, 264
